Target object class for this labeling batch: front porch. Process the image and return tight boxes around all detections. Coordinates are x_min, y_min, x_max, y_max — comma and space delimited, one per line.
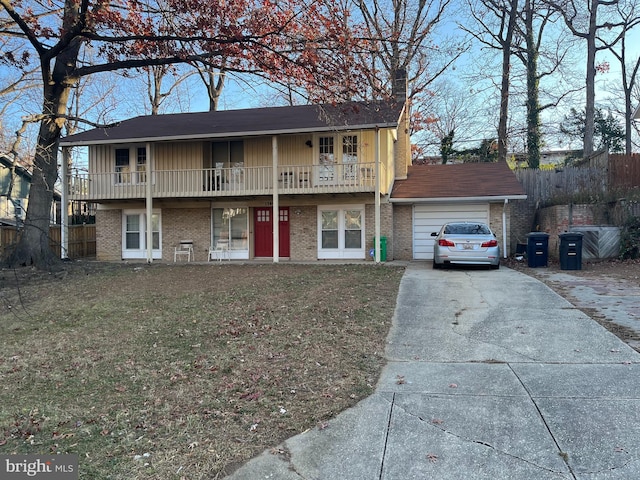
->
69, 163, 379, 201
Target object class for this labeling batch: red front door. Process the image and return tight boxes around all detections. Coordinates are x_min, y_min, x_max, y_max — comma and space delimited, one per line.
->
254, 207, 290, 258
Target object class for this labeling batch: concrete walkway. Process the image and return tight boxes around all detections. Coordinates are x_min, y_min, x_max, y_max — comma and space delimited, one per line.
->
225, 263, 640, 479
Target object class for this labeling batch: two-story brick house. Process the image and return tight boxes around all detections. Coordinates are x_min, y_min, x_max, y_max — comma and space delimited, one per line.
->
60, 100, 410, 262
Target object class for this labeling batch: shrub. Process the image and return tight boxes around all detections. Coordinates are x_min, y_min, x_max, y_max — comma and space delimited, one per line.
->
619, 216, 640, 259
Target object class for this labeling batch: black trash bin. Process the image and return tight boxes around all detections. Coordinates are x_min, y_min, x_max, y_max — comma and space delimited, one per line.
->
559, 232, 583, 270
527, 232, 549, 267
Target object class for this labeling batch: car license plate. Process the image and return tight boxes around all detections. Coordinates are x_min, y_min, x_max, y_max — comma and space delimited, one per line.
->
463, 243, 474, 250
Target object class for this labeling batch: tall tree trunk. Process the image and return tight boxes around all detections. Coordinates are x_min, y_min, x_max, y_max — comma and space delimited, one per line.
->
208, 69, 226, 112
498, 0, 519, 162
8, 1, 81, 268
583, 0, 598, 156
524, 0, 541, 168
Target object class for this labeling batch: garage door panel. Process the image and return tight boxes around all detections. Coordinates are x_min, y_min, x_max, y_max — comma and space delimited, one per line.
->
413, 204, 489, 260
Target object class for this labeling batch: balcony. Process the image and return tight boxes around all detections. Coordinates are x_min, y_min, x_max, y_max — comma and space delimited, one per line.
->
68, 163, 379, 201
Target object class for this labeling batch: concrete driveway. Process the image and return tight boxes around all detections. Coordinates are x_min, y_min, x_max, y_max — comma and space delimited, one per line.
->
225, 262, 640, 479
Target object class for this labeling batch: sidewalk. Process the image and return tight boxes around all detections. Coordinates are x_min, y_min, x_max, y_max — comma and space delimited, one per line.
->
224, 262, 640, 479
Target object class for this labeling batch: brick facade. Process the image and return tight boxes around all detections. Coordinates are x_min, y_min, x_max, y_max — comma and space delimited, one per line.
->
489, 203, 509, 256
288, 206, 317, 261
96, 200, 523, 263
394, 108, 410, 180
536, 204, 599, 258
509, 199, 535, 252
162, 207, 211, 262
392, 204, 413, 260
95, 209, 122, 261
365, 201, 394, 261
95, 202, 396, 262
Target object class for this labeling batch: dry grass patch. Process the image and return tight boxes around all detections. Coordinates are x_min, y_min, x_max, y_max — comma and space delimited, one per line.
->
0, 262, 403, 479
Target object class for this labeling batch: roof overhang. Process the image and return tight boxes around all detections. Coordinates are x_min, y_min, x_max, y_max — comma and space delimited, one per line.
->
390, 195, 528, 203
633, 103, 640, 121
59, 123, 399, 147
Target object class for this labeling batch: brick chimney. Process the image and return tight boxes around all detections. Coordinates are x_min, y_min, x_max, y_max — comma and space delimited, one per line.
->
392, 69, 410, 179
392, 69, 408, 103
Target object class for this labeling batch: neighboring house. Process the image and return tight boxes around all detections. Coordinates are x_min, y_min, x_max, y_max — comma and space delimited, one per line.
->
0, 155, 61, 226
60, 98, 526, 263
509, 149, 582, 167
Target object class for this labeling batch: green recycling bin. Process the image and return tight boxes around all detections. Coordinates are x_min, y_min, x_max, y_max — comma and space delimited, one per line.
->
372, 236, 387, 262
559, 232, 583, 270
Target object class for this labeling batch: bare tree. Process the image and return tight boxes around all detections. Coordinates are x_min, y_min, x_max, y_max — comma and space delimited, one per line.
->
418, 78, 492, 156
352, 0, 466, 147
604, 2, 640, 154
547, 0, 626, 156
512, 0, 580, 167
463, 0, 520, 162
189, 62, 226, 111
0, 0, 363, 268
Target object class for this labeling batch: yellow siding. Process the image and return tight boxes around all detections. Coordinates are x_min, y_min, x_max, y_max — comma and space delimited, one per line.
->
88, 129, 395, 174
244, 137, 272, 167
153, 142, 203, 170
244, 135, 315, 167
277, 135, 314, 166
90, 142, 205, 173
89, 145, 110, 174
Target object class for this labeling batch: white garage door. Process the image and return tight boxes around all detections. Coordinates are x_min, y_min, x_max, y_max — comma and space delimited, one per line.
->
413, 203, 490, 260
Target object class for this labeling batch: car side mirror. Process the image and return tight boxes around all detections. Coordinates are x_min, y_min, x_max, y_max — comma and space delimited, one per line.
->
430, 232, 437, 237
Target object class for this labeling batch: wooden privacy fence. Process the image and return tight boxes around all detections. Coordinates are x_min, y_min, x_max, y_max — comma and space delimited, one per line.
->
608, 154, 640, 188
515, 166, 607, 205
516, 153, 640, 206
0, 224, 96, 259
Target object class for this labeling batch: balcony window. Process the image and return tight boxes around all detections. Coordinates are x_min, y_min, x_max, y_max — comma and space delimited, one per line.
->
212, 141, 244, 189
343, 135, 358, 181
114, 146, 147, 184
115, 148, 131, 184
317, 134, 360, 184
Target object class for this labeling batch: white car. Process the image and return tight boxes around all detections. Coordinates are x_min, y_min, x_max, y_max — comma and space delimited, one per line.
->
431, 222, 500, 269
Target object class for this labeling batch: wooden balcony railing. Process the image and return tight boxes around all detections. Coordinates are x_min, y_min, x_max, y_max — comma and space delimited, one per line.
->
68, 163, 378, 201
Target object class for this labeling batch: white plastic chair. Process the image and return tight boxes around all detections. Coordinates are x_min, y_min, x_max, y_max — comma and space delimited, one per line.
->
174, 240, 194, 262
208, 240, 230, 261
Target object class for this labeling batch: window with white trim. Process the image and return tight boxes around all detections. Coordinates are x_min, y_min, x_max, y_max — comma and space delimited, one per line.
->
316, 133, 360, 184
317, 205, 365, 259
122, 210, 161, 259
212, 207, 249, 259
115, 146, 147, 184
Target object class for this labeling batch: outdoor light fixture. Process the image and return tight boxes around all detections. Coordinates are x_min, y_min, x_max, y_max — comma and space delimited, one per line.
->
305, 140, 313, 148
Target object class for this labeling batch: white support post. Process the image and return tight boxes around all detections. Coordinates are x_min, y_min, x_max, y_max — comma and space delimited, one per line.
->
272, 136, 279, 263
374, 128, 381, 263
145, 143, 153, 263
502, 198, 508, 258
61, 147, 70, 260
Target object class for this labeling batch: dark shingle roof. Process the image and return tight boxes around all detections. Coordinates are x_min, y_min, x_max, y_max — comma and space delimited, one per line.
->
391, 162, 527, 201
60, 101, 403, 146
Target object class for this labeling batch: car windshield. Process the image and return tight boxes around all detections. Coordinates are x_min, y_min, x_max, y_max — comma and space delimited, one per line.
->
444, 224, 491, 235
